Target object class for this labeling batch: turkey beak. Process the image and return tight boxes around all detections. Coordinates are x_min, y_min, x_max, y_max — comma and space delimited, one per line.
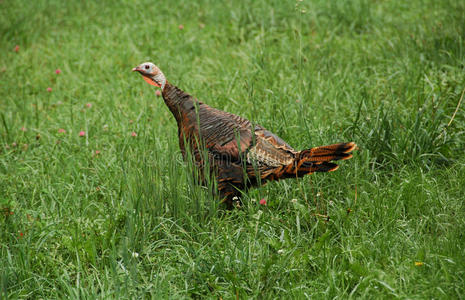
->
133, 66, 145, 73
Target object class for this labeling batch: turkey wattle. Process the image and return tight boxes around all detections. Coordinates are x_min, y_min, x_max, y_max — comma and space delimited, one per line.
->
132, 62, 357, 208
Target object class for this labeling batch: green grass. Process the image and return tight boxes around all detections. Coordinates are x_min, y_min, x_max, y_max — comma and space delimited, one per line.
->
1, 0, 465, 298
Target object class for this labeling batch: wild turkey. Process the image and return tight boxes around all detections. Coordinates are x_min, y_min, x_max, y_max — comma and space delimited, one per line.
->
133, 62, 356, 208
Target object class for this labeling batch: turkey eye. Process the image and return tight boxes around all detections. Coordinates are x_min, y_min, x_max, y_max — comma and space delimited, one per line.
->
145, 65, 150, 70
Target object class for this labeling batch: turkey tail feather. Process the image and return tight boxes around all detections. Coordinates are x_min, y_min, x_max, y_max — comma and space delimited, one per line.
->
298, 142, 356, 162
280, 142, 356, 178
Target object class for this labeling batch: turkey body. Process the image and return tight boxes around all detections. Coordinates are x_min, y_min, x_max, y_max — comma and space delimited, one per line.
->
161, 83, 356, 208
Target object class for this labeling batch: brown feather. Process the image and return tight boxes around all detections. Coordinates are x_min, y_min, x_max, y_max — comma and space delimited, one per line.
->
157, 82, 356, 208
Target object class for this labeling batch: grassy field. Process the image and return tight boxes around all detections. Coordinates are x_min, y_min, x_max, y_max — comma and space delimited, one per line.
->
1, 0, 465, 298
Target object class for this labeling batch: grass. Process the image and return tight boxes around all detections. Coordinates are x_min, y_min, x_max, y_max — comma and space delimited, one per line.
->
1, 0, 464, 298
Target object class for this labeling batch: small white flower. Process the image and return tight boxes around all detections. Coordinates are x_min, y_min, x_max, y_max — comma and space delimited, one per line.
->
277, 249, 284, 254
132, 252, 139, 258
291, 198, 298, 204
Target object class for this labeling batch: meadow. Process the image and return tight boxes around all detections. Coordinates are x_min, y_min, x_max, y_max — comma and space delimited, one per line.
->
1, 0, 464, 298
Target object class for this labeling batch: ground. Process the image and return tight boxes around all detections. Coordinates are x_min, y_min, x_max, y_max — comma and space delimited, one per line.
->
1, 0, 464, 298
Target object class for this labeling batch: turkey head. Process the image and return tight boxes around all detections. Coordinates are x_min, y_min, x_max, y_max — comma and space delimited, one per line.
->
132, 62, 166, 89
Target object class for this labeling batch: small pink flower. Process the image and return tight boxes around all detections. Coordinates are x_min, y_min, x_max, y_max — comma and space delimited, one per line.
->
95, 150, 101, 155
14, 45, 19, 52
85, 103, 92, 108
58, 128, 66, 133
79, 131, 85, 137
178, 24, 184, 30
259, 198, 267, 205
131, 132, 137, 137
55, 69, 62, 74
20, 127, 27, 132
155, 90, 161, 97
47, 87, 52, 92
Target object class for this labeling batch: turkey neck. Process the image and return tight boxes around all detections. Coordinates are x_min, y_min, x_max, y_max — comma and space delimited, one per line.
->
161, 82, 198, 124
